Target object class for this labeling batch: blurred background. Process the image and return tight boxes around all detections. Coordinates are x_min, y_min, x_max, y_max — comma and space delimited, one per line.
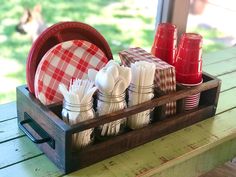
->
0, 0, 236, 104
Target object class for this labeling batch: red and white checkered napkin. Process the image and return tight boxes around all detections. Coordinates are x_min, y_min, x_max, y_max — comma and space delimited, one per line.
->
119, 47, 176, 116
34, 40, 108, 105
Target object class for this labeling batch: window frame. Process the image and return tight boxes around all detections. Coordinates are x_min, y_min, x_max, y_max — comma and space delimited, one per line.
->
156, 0, 190, 41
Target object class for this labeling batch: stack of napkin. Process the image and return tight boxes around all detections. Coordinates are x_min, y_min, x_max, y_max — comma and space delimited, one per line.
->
119, 47, 176, 116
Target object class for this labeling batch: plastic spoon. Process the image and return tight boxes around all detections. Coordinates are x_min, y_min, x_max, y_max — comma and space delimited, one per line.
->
107, 65, 119, 82
88, 69, 98, 82
95, 68, 115, 94
113, 78, 126, 95
105, 60, 120, 68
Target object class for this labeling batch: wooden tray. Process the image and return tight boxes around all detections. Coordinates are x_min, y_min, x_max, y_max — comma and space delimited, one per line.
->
16, 72, 221, 174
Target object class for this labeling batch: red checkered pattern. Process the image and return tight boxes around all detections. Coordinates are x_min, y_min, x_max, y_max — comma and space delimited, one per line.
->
35, 40, 108, 105
119, 47, 176, 116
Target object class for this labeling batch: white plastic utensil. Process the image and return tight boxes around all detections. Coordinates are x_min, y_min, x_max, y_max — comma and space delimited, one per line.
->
88, 69, 98, 82
113, 78, 126, 95
59, 84, 69, 102
105, 60, 120, 68
96, 60, 132, 136
128, 61, 156, 129
59, 78, 97, 148
107, 65, 119, 82
95, 68, 115, 94
81, 87, 97, 104
118, 66, 132, 89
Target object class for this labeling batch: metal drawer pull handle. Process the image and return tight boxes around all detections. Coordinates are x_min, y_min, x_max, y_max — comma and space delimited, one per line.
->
19, 112, 55, 148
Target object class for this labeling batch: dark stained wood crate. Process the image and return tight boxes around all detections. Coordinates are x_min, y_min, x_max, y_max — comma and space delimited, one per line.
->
16, 72, 221, 174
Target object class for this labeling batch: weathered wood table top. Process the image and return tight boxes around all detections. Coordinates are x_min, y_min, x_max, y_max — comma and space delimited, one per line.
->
1, 47, 236, 177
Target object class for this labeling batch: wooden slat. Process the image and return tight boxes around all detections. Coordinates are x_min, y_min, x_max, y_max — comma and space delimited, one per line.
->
216, 87, 236, 114
0, 118, 24, 143
218, 71, 236, 91
203, 47, 236, 66
0, 155, 62, 177
149, 138, 236, 177
0, 136, 42, 169
0, 102, 16, 122
203, 57, 236, 76
64, 108, 236, 177
200, 162, 236, 177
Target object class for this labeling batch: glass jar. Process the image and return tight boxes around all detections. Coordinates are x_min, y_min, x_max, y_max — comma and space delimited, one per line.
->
127, 84, 154, 129
97, 91, 127, 137
62, 100, 95, 149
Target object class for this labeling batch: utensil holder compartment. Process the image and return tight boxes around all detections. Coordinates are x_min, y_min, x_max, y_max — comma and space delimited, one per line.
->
17, 72, 221, 173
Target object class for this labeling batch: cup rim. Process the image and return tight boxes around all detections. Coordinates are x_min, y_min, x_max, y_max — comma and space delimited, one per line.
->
179, 79, 203, 86
175, 58, 202, 64
154, 47, 177, 51
178, 46, 202, 51
176, 72, 202, 76
181, 33, 203, 41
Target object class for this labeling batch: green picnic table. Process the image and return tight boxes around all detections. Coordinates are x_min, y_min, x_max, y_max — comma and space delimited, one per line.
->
1, 47, 236, 177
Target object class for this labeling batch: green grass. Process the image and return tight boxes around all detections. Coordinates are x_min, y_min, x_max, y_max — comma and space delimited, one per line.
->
0, 0, 156, 104
0, 0, 231, 104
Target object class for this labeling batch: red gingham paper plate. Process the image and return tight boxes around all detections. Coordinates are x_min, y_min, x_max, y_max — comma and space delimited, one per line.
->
27, 21, 113, 95
34, 40, 108, 105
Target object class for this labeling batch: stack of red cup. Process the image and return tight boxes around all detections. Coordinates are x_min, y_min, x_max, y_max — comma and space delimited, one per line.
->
175, 33, 203, 110
151, 23, 177, 66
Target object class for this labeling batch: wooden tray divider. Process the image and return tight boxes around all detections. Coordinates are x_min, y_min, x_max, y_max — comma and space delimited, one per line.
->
68, 77, 220, 133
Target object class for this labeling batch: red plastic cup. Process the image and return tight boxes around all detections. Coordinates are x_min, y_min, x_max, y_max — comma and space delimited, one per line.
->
175, 33, 203, 84
177, 47, 202, 62
155, 35, 176, 48
151, 23, 177, 65
180, 80, 203, 111
176, 72, 202, 84
179, 33, 202, 50
153, 48, 176, 64
175, 60, 202, 75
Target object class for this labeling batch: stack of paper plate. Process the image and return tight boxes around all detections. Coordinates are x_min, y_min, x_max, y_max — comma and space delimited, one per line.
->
26, 21, 113, 95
